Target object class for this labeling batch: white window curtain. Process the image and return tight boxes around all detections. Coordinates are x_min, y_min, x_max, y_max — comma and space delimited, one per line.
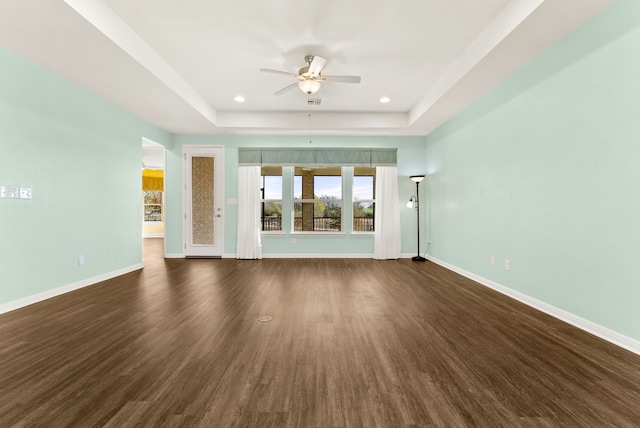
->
373, 166, 401, 259
237, 166, 263, 259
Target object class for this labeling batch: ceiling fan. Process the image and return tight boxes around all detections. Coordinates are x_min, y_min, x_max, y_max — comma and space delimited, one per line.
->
260, 55, 361, 95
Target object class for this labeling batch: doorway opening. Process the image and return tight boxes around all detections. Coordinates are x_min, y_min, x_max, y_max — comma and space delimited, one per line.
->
142, 138, 166, 258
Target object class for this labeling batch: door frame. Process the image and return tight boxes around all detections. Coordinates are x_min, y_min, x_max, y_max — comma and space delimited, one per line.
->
183, 145, 225, 257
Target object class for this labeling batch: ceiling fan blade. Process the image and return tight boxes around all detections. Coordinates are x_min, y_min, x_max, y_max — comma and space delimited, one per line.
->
274, 82, 298, 95
308, 56, 327, 75
322, 75, 361, 84
260, 68, 297, 77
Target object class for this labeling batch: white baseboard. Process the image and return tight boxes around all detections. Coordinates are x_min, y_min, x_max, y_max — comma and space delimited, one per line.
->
262, 253, 373, 259
427, 256, 640, 357
165, 253, 235, 259
0, 263, 144, 315
228, 253, 412, 259
164, 253, 184, 259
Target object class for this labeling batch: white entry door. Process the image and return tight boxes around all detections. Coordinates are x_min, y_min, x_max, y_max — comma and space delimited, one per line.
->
184, 146, 224, 257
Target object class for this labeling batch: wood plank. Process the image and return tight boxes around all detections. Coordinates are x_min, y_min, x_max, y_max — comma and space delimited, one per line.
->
0, 238, 639, 427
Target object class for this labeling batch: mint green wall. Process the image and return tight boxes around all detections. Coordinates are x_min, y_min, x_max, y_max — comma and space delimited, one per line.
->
8, 0, 636, 345
165, 135, 427, 256
0, 46, 171, 306
425, 0, 640, 340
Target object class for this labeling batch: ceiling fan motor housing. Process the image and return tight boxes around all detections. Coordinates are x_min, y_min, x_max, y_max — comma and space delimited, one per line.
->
299, 66, 311, 78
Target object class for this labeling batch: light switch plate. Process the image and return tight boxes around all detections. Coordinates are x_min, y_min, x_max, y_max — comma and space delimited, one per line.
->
0, 186, 19, 199
19, 188, 32, 199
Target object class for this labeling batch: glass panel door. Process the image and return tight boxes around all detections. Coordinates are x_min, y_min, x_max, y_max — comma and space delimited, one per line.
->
184, 147, 224, 257
191, 156, 215, 245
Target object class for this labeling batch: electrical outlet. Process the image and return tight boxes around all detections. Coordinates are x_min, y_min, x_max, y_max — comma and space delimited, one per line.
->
78, 255, 86, 265
504, 260, 510, 271
490, 255, 496, 266
291, 238, 297, 244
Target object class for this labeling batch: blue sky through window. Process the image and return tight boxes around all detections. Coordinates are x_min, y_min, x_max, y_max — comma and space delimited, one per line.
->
263, 176, 282, 199
353, 176, 374, 200
266, 171, 373, 200
294, 176, 342, 199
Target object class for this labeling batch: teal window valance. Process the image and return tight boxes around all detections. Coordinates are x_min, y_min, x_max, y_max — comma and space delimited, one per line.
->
238, 148, 397, 166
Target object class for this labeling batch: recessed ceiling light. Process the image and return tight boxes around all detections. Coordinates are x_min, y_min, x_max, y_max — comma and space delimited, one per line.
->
379, 97, 390, 103
234, 95, 245, 103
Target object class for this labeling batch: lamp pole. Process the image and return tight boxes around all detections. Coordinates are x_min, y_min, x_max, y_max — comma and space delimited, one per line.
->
410, 175, 426, 262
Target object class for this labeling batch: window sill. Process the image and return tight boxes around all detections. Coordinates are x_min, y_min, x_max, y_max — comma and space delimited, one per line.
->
290, 231, 345, 237
350, 232, 374, 237
261, 231, 285, 236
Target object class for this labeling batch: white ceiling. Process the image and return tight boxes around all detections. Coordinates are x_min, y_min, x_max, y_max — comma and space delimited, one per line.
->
0, 0, 613, 136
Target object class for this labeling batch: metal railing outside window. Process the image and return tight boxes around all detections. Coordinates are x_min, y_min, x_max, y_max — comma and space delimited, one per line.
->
261, 216, 282, 231
353, 216, 374, 232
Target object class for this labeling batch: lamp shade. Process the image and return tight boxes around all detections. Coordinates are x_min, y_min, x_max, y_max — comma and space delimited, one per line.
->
298, 79, 321, 94
410, 175, 425, 183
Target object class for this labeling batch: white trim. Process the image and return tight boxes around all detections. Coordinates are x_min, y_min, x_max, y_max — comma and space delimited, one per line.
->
164, 253, 184, 259
427, 256, 640, 357
142, 234, 164, 238
229, 252, 398, 259
289, 232, 345, 236
262, 253, 373, 259
0, 263, 143, 315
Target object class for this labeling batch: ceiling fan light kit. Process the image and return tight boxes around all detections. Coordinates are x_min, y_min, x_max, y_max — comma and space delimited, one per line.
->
261, 55, 361, 96
298, 79, 321, 94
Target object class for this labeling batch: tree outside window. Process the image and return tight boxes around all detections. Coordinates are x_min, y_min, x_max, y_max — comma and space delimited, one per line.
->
353, 167, 375, 232
143, 191, 163, 222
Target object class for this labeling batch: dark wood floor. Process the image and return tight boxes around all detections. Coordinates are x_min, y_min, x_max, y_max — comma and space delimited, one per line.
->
1, 239, 639, 427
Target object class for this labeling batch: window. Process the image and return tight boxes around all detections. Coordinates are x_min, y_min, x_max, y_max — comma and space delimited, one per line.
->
353, 167, 375, 232
239, 148, 395, 235
294, 166, 342, 232
143, 191, 163, 222
261, 166, 282, 231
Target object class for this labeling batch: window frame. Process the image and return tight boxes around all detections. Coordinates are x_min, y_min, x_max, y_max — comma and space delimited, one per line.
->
352, 167, 376, 234
292, 166, 344, 234
143, 190, 163, 222
254, 164, 380, 236
260, 166, 283, 233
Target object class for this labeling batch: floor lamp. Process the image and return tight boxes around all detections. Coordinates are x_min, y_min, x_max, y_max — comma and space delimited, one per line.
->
407, 175, 426, 262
